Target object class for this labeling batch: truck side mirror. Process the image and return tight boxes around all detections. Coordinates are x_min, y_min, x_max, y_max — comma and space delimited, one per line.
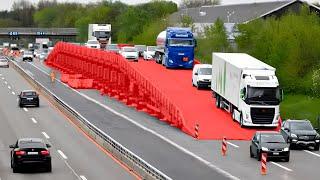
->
195, 72, 198, 76
9, 144, 15, 148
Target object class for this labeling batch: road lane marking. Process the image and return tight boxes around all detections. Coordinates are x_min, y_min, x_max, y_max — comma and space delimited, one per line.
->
271, 162, 293, 172
8, 85, 11, 89
31, 117, 37, 123
57, 150, 68, 159
30, 62, 238, 180
1, 77, 4, 79
227, 141, 239, 148
4, 81, 7, 84
12, 91, 15, 95
23, 107, 28, 112
42, 132, 50, 139
80, 176, 88, 180
304, 150, 320, 158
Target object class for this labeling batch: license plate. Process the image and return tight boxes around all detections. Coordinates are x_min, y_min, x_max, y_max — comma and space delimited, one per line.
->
27, 98, 33, 100
28, 152, 38, 155
273, 152, 279, 155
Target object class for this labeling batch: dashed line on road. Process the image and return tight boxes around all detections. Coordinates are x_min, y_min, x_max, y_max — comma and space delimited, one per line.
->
1, 77, 4, 79
80, 175, 88, 180
8, 85, 11, 89
304, 150, 320, 158
12, 91, 15, 95
31, 117, 37, 123
227, 141, 239, 148
271, 162, 293, 172
42, 132, 50, 139
57, 150, 68, 159
4, 81, 7, 84
23, 107, 28, 112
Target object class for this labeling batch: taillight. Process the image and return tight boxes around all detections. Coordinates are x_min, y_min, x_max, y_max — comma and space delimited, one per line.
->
41, 150, 50, 156
183, 57, 189, 61
15, 151, 26, 155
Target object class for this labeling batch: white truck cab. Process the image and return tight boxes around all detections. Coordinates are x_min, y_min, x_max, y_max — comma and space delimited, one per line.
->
212, 53, 283, 127
192, 64, 212, 89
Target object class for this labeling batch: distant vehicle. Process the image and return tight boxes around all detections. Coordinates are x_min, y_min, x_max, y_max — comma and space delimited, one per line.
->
10, 138, 51, 173
155, 27, 196, 68
0, 56, 9, 68
85, 40, 101, 49
120, 47, 138, 62
143, 46, 156, 60
211, 53, 283, 127
18, 90, 39, 107
22, 51, 33, 62
281, 119, 320, 150
106, 44, 120, 53
250, 131, 290, 162
134, 45, 147, 57
88, 24, 111, 49
192, 64, 212, 89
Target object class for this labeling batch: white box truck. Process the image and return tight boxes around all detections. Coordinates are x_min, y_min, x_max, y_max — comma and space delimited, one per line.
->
88, 24, 111, 49
211, 53, 283, 127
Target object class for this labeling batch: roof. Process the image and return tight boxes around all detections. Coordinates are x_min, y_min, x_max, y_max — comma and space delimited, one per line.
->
213, 53, 275, 70
285, 119, 310, 122
18, 138, 44, 143
194, 64, 212, 68
0, 28, 77, 36
256, 131, 281, 134
170, 1, 291, 24
21, 90, 36, 92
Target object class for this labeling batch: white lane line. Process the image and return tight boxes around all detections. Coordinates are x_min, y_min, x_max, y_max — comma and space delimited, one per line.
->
1, 77, 4, 79
12, 91, 15, 95
31, 117, 37, 123
227, 141, 239, 148
29, 62, 240, 180
304, 150, 320, 158
80, 175, 88, 180
23, 107, 28, 112
4, 81, 7, 84
8, 85, 11, 89
42, 132, 50, 139
57, 150, 68, 159
271, 162, 293, 172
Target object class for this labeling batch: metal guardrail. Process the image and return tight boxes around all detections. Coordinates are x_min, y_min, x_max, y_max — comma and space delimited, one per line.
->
11, 60, 172, 180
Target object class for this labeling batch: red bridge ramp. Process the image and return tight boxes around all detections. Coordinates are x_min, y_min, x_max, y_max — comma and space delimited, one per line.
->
130, 60, 272, 140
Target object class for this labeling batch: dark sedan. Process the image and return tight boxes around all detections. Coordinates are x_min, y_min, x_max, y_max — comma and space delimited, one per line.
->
18, 90, 39, 107
250, 131, 290, 162
281, 119, 320, 150
10, 138, 52, 173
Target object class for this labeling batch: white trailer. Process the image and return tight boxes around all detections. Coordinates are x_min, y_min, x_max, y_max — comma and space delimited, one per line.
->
88, 24, 111, 49
211, 53, 282, 127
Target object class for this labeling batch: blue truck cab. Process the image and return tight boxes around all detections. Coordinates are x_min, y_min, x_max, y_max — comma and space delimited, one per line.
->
155, 27, 196, 69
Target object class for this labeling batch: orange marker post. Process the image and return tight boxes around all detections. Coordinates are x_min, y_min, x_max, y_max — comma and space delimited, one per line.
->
261, 153, 267, 175
222, 136, 227, 156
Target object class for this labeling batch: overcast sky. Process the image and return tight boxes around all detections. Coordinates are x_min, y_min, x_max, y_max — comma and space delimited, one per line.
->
1, 0, 320, 11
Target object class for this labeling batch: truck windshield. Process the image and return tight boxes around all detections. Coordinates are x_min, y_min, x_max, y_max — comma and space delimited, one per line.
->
198, 68, 212, 75
168, 39, 193, 46
247, 87, 280, 105
94, 31, 111, 38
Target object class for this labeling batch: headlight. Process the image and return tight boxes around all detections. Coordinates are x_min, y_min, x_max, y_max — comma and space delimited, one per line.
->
316, 140, 319, 143
261, 147, 269, 151
169, 59, 173, 63
291, 134, 297, 138
283, 147, 289, 151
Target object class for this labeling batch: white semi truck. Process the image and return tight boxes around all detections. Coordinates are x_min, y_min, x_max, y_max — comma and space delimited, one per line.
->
88, 24, 111, 49
211, 53, 283, 127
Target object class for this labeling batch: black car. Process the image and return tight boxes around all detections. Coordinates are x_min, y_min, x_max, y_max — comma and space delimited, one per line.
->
250, 131, 290, 162
18, 90, 39, 107
10, 138, 52, 173
281, 119, 320, 150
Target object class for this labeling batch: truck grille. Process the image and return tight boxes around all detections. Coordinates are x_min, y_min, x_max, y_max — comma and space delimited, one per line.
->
250, 108, 275, 124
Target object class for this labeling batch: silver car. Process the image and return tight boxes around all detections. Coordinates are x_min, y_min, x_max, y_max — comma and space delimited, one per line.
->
0, 56, 9, 68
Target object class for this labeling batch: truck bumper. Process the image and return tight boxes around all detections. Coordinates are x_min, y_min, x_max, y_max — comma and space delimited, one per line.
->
242, 121, 278, 127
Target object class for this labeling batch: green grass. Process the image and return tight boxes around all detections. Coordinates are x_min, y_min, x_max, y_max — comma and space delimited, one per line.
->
281, 94, 320, 127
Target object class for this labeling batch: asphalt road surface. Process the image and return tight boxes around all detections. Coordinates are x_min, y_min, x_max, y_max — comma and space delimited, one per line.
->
0, 66, 135, 180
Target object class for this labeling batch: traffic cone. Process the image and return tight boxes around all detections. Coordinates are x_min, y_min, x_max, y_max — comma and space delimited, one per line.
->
222, 136, 227, 156
261, 153, 267, 175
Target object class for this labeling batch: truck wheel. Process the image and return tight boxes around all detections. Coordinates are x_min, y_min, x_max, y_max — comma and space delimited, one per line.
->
314, 144, 319, 151
250, 146, 254, 158
215, 95, 220, 108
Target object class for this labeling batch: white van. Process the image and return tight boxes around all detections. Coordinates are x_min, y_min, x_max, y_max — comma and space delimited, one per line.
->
192, 64, 212, 89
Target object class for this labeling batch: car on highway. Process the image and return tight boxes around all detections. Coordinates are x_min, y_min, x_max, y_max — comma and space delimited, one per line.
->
281, 119, 320, 150
250, 131, 290, 162
143, 46, 156, 60
0, 56, 9, 68
10, 138, 52, 173
192, 64, 212, 89
18, 90, 40, 107
22, 51, 33, 62
120, 47, 138, 62
106, 44, 120, 53
85, 40, 101, 49
135, 45, 147, 57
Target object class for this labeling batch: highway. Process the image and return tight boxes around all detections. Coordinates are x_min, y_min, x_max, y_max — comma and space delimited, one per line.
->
0, 66, 136, 180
